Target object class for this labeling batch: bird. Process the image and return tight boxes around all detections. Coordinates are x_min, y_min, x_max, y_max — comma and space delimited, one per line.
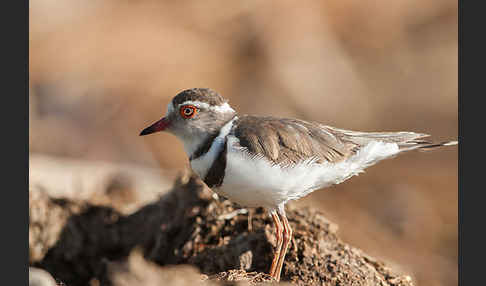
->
139, 88, 457, 281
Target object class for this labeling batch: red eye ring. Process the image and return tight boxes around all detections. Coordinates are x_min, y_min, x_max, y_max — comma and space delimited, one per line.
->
180, 105, 197, 119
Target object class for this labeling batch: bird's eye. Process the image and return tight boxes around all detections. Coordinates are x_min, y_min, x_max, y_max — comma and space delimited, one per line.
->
180, 105, 197, 119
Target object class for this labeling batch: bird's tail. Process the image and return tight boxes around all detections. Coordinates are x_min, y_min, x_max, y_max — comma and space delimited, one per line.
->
398, 138, 458, 152
358, 131, 458, 152
328, 127, 458, 152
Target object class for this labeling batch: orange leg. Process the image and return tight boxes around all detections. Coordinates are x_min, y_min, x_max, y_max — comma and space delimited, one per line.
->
269, 211, 283, 279
274, 208, 293, 281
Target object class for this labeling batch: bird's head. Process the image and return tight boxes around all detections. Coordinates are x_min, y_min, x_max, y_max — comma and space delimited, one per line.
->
140, 88, 237, 155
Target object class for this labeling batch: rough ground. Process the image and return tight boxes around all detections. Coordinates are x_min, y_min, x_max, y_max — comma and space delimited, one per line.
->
29, 172, 414, 286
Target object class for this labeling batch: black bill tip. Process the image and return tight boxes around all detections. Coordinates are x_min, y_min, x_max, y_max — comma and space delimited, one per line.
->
139, 127, 154, 136
139, 117, 169, 136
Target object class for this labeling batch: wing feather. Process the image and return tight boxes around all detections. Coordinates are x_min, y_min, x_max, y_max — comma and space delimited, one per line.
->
231, 116, 357, 166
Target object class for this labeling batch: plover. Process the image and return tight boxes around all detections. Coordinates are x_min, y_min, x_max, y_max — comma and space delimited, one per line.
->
140, 88, 457, 281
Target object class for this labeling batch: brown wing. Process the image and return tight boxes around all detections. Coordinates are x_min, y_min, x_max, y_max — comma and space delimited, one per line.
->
230, 115, 359, 165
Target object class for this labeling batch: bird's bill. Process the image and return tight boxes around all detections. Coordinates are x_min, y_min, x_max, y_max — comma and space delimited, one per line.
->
139, 117, 170, 136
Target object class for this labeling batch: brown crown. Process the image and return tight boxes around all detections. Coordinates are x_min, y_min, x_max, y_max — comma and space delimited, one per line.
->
172, 88, 227, 107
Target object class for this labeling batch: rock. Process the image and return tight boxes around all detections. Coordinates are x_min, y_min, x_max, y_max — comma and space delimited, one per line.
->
106, 250, 219, 286
29, 172, 415, 286
29, 188, 82, 264
208, 269, 286, 285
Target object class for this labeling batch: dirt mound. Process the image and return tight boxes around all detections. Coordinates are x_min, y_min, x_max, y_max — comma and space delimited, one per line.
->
29, 173, 414, 286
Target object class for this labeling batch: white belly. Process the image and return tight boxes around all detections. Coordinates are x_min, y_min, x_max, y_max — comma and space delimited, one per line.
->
215, 136, 400, 210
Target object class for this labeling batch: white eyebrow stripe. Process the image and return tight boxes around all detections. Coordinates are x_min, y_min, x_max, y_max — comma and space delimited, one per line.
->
179, 100, 235, 113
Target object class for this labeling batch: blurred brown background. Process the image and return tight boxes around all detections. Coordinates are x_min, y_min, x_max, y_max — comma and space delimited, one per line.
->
29, 1, 457, 286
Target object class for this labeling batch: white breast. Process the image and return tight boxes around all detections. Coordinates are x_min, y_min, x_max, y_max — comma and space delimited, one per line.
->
216, 137, 400, 211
